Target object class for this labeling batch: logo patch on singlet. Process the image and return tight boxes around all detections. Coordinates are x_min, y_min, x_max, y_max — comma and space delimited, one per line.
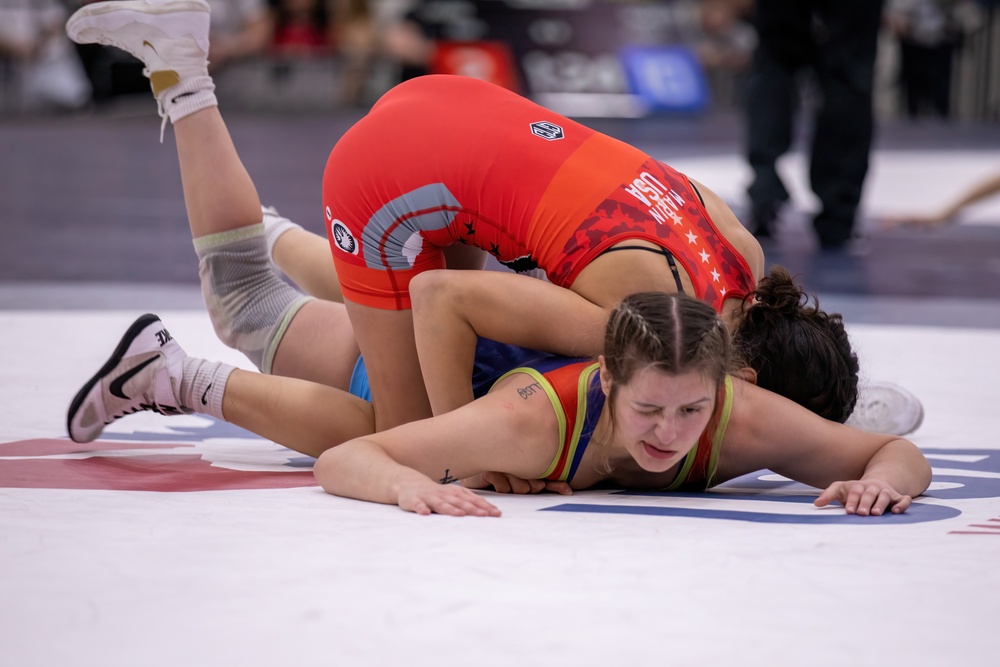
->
332, 220, 358, 255
530, 121, 564, 141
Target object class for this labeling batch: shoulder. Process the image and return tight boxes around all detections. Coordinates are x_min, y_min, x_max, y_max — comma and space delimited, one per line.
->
368, 370, 566, 482
712, 377, 788, 481
722, 377, 794, 444
485, 370, 563, 438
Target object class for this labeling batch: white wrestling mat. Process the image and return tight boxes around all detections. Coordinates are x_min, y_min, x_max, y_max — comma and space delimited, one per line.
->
1, 310, 998, 667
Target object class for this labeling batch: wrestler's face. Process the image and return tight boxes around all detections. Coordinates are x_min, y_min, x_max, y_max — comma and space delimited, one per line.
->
606, 365, 717, 473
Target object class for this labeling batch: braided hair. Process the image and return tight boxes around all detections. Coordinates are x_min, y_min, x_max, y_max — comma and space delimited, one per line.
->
603, 292, 733, 405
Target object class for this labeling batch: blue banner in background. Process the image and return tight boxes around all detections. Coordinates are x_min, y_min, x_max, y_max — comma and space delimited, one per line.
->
620, 46, 709, 112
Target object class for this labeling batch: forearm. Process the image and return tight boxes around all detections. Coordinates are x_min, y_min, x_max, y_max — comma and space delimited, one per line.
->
860, 439, 932, 498
945, 173, 1000, 218
412, 274, 478, 415
314, 439, 429, 505
411, 270, 606, 415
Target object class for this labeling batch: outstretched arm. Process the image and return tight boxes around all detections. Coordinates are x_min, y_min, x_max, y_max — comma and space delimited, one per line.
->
812, 439, 927, 515
882, 171, 1000, 229
313, 373, 562, 515
716, 380, 932, 515
315, 438, 502, 516
410, 270, 607, 416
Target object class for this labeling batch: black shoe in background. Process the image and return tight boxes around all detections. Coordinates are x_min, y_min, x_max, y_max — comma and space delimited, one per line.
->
750, 202, 780, 238
813, 213, 854, 250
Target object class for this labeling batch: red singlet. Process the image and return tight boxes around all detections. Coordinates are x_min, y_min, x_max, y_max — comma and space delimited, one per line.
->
322, 75, 755, 310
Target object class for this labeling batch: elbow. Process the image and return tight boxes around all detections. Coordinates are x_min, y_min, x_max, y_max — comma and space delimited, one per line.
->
916, 453, 933, 497
901, 439, 933, 497
313, 448, 341, 495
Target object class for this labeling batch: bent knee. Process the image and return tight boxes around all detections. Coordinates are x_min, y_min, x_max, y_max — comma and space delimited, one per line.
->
409, 269, 455, 311
195, 226, 311, 372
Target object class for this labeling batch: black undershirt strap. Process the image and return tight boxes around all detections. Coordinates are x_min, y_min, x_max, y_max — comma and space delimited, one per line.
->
601, 245, 684, 293
690, 181, 706, 207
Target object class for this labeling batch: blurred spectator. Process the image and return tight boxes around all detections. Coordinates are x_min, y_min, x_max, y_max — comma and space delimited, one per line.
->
381, 0, 484, 82
685, 0, 756, 108
691, 0, 756, 72
268, 0, 375, 105
330, 0, 377, 105
884, 0, 979, 119
271, 0, 335, 56
0, 0, 91, 111
207, 0, 274, 73
743, 0, 884, 250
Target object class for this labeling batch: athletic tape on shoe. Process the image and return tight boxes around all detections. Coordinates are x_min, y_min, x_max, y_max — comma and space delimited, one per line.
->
193, 223, 312, 373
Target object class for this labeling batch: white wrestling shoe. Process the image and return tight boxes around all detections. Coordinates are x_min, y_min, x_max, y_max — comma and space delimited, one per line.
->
66, 0, 210, 92
66, 0, 213, 139
846, 381, 925, 436
67, 314, 191, 443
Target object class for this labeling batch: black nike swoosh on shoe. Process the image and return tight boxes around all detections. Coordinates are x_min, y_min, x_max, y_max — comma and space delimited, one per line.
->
201, 383, 213, 405
109, 356, 159, 400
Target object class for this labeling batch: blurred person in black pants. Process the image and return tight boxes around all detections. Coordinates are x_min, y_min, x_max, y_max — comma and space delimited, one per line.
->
744, 0, 885, 250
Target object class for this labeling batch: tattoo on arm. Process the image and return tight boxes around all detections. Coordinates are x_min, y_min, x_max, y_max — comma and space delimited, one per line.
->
517, 382, 543, 400
439, 469, 457, 484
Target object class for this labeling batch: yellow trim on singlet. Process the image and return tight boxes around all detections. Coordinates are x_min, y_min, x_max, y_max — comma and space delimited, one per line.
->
494, 367, 567, 480
661, 375, 734, 492
560, 362, 601, 483
493, 362, 601, 482
704, 375, 734, 487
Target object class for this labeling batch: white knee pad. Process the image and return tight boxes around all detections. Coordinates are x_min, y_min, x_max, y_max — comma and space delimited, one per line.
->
193, 223, 312, 373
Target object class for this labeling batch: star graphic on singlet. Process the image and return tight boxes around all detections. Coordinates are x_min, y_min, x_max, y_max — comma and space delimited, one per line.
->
465, 221, 475, 236
710, 268, 721, 282
699, 249, 710, 264
686, 231, 698, 244
489, 243, 501, 256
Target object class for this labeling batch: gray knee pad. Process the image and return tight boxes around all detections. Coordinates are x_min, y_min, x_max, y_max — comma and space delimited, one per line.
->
194, 223, 312, 373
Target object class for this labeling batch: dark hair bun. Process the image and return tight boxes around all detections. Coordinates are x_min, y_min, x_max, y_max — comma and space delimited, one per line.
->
734, 265, 859, 423
753, 265, 811, 315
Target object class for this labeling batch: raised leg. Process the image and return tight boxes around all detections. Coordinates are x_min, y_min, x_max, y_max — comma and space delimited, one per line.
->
66, 1, 359, 388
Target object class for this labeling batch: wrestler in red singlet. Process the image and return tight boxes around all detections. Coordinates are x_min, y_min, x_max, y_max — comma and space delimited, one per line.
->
322, 75, 755, 311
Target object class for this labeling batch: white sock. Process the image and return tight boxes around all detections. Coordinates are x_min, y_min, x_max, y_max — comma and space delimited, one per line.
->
180, 357, 235, 421
156, 75, 218, 142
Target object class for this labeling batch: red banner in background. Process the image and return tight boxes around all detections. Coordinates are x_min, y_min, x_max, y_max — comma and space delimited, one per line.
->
431, 40, 521, 92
